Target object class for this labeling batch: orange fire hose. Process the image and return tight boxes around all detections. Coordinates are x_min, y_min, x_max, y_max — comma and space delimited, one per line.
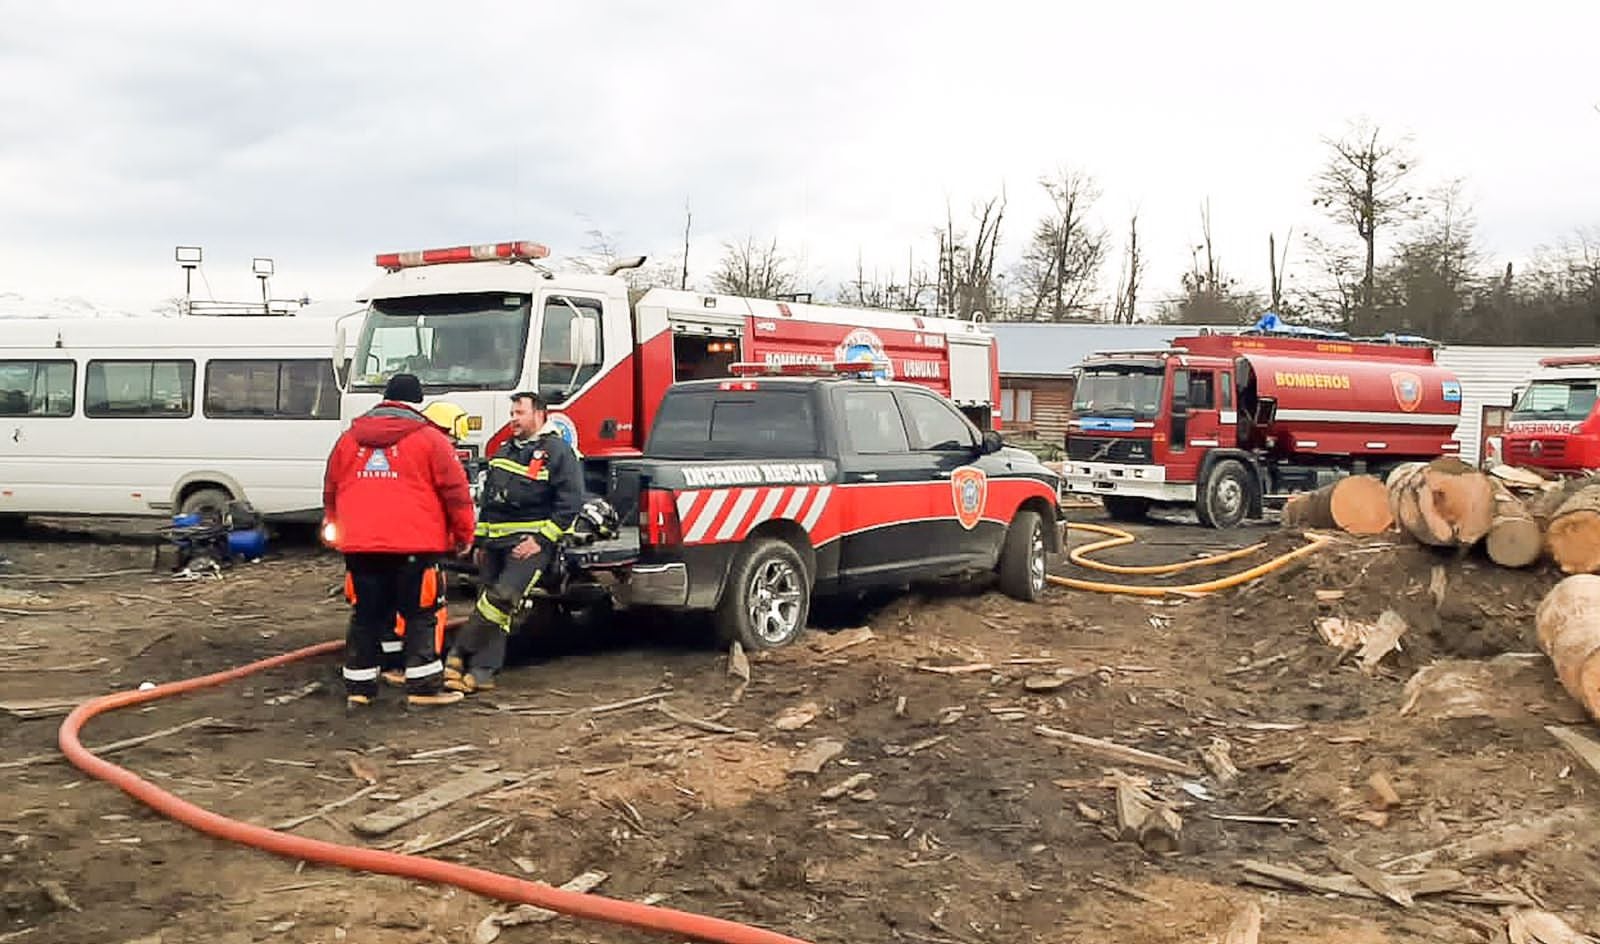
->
57, 640, 815, 944
1049, 521, 1335, 596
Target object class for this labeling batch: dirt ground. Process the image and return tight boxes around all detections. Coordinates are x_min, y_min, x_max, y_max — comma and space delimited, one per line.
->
2, 509, 1598, 944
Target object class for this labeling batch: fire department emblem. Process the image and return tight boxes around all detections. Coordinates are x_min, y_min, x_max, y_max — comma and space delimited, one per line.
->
835, 328, 894, 380
1390, 371, 1424, 412
951, 466, 988, 531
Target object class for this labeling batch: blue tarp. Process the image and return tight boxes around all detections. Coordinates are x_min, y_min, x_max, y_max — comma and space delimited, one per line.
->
1251, 312, 1348, 338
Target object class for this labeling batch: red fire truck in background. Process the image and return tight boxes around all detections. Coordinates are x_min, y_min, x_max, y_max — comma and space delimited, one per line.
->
1500, 354, 1600, 475
333, 241, 1001, 493
1062, 329, 1464, 528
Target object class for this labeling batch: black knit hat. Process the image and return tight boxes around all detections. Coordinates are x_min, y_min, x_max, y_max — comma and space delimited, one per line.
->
383, 373, 424, 403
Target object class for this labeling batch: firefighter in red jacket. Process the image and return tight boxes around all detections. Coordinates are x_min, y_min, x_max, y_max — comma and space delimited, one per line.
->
322, 374, 476, 710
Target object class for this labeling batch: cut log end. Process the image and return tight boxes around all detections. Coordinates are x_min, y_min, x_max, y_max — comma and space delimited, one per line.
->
1536, 575, 1600, 722
1386, 460, 1495, 548
1287, 475, 1393, 535
1549, 506, 1600, 576
1328, 475, 1394, 535
1486, 517, 1544, 569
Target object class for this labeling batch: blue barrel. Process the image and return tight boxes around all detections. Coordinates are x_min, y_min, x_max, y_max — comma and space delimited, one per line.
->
227, 527, 268, 561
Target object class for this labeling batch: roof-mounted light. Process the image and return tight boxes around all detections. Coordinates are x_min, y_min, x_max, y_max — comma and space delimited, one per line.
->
1540, 354, 1600, 368
727, 360, 882, 378
375, 241, 552, 271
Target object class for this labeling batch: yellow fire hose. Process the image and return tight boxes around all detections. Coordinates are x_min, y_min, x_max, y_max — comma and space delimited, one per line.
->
1048, 521, 1336, 597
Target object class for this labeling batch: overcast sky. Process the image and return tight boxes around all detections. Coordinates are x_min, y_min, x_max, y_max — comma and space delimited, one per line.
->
2, 1, 1597, 317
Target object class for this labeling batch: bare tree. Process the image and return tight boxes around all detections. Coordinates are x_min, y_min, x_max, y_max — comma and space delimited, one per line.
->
576, 226, 680, 299
937, 192, 1006, 319
680, 200, 692, 291
710, 235, 798, 299
1267, 228, 1294, 312
1111, 214, 1141, 324
837, 249, 934, 310
1376, 179, 1480, 338
1311, 120, 1418, 318
1014, 170, 1105, 321
1159, 201, 1259, 325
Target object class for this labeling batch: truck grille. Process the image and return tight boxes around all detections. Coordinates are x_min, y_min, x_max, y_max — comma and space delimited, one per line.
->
1066, 436, 1154, 464
1507, 439, 1566, 461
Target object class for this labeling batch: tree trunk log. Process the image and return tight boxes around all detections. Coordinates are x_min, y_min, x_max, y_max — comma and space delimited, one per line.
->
1536, 575, 1600, 721
1385, 459, 1494, 548
1485, 480, 1544, 568
1548, 484, 1600, 575
1286, 476, 1392, 534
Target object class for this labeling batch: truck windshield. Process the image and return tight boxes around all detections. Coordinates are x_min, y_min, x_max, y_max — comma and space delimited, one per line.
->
647, 389, 819, 459
1073, 365, 1164, 421
351, 293, 531, 390
1511, 380, 1598, 423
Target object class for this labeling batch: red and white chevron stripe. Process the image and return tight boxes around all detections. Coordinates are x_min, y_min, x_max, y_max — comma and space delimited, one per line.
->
675, 485, 834, 545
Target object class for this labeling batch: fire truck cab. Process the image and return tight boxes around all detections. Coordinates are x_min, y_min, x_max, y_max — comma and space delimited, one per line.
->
1501, 355, 1600, 474
334, 241, 1001, 494
1063, 330, 1463, 528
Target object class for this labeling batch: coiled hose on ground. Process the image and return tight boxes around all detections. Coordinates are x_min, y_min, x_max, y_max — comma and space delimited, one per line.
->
55, 520, 1329, 941
1049, 521, 1334, 596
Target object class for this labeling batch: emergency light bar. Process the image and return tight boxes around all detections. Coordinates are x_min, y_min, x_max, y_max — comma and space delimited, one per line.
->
727, 360, 883, 377
375, 241, 552, 271
1540, 354, 1600, 368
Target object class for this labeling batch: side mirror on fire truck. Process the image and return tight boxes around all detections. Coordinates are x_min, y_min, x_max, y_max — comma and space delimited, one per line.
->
1254, 397, 1277, 427
570, 315, 599, 367
979, 429, 1004, 455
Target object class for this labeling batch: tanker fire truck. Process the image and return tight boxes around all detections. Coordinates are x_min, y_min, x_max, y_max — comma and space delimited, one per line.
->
1500, 354, 1600, 475
1062, 330, 1464, 528
333, 241, 1001, 493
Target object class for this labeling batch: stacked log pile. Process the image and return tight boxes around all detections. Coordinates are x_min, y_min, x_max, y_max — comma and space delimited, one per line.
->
1282, 460, 1600, 575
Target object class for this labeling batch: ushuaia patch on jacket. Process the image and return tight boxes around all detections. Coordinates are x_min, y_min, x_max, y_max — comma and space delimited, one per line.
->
359, 449, 398, 479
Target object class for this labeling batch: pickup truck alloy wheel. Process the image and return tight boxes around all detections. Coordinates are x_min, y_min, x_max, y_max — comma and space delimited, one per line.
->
716, 538, 811, 650
748, 558, 804, 645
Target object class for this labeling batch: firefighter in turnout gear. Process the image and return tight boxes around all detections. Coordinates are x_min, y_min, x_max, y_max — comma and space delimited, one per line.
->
348, 400, 472, 688
322, 374, 476, 710
445, 391, 584, 693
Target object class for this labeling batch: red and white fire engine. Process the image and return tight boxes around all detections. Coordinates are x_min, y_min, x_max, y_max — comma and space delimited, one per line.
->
1500, 354, 1600, 474
334, 241, 1000, 490
1062, 330, 1464, 528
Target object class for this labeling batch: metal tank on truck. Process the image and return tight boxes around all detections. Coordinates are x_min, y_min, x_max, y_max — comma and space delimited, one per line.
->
1500, 355, 1600, 474
1061, 319, 1464, 528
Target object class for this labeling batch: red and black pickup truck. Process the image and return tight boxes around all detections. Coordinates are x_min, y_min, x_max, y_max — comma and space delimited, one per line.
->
603, 369, 1063, 650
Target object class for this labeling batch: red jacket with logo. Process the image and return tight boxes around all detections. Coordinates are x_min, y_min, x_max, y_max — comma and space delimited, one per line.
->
322, 402, 475, 554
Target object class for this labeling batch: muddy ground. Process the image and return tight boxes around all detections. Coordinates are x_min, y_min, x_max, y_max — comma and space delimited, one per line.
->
1, 510, 1597, 944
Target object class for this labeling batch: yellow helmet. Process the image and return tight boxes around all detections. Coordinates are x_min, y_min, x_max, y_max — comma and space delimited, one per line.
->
421, 401, 470, 443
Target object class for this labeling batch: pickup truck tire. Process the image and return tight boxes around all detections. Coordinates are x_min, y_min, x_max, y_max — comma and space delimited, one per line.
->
1198, 459, 1250, 530
715, 538, 811, 651
997, 509, 1048, 602
1102, 496, 1150, 522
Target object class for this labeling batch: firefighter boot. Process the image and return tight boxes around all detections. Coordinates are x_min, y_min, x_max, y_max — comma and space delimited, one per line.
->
345, 694, 374, 712
444, 653, 465, 683
446, 670, 496, 694
406, 689, 464, 708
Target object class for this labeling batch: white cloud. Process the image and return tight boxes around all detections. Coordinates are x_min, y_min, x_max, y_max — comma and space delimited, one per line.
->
1, 0, 1597, 317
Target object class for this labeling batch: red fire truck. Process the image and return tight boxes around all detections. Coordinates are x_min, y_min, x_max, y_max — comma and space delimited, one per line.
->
333, 241, 1001, 491
1500, 354, 1600, 474
1062, 330, 1464, 528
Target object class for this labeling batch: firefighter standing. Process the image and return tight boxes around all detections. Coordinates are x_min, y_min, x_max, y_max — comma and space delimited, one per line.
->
323, 374, 476, 710
446, 391, 584, 694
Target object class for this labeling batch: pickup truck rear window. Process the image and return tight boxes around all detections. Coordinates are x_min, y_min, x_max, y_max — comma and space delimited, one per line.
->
647, 389, 819, 459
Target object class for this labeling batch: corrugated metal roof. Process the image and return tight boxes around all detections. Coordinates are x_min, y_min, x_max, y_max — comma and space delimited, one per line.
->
989, 322, 1236, 377
1437, 345, 1600, 465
